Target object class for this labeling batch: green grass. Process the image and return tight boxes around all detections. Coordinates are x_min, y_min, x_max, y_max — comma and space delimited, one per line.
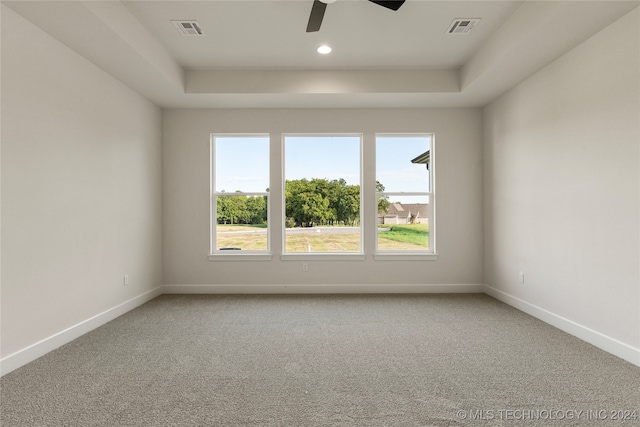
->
378, 223, 429, 249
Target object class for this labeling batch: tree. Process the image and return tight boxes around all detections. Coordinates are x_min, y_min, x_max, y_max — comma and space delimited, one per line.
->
217, 193, 246, 224
376, 180, 391, 214
300, 192, 331, 226
286, 178, 335, 227
285, 178, 310, 226
284, 178, 389, 227
245, 196, 267, 224
335, 184, 360, 226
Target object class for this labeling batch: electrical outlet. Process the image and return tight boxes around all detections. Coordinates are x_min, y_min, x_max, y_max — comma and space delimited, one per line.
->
518, 271, 525, 284
124, 275, 129, 286
302, 263, 308, 272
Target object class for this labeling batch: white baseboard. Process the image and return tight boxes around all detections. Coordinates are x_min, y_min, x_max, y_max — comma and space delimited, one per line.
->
484, 285, 640, 368
0, 287, 163, 376
161, 283, 485, 294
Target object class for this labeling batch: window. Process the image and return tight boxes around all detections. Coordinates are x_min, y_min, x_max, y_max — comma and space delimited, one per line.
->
376, 135, 434, 253
209, 132, 435, 260
283, 135, 362, 253
210, 135, 270, 255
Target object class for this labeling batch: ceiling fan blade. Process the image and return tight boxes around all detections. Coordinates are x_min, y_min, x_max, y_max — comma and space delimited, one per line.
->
368, 0, 406, 11
306, 0, 327, 33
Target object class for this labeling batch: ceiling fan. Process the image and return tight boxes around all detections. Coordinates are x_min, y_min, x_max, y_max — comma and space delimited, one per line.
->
306, 0, 406, 33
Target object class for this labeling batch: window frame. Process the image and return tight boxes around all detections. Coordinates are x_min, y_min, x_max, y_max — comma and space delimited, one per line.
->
280, 133, 365, 260
209, 134, 272, 261
374, 133, 437, 260
207, 132, 436, 262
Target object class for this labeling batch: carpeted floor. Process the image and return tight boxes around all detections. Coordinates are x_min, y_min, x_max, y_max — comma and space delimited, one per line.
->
1, 294, 639, 426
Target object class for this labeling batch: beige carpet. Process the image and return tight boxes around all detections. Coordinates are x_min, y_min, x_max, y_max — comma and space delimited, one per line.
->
1, 294, 639, 426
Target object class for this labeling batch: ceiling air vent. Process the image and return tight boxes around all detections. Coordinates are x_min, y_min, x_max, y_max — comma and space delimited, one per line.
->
446, 18, 480, 35
172, 20, 205, 36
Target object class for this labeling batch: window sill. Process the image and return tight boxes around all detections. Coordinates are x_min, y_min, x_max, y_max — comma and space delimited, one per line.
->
207, 253, 436, 261
280, 253, 366, 261
208, 253, 273, 261
374, 253, 438, 261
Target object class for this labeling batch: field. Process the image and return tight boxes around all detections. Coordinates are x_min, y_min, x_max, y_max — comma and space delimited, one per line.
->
216, 224, 268, 250
377, 223, 429, 250
216, 223, 429, 251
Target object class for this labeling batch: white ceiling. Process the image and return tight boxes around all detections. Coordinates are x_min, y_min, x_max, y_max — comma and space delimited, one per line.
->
122, 0, 521, 69
3, 0, 639, 108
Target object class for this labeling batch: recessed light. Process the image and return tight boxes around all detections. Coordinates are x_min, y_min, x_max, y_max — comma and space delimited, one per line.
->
317, 45, 332, 54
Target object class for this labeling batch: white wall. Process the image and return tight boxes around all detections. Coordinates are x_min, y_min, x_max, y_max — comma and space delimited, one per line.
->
1, 6, 163, 365
483, 8, 640, 361
162, 108, 483, 289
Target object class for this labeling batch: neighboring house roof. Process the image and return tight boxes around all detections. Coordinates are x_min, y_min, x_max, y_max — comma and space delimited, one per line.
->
385, 203, 404, 215
382, 203, 429, 218
411, 150, 430, 170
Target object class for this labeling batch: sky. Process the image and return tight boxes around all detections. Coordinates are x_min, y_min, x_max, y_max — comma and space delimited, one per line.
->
215, 136, 270, 193
285, 135, 361, 185
375, 136, 431, 194
214, 135, 431, 201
